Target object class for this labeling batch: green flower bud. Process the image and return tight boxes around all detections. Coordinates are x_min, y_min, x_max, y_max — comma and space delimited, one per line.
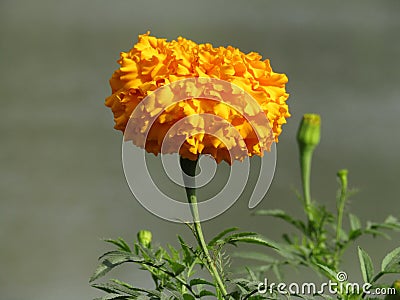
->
394, 280, 400, 292
337, 169, 348, 190
137, 230, 152, 248
385, 280, 400, 300
297, 114, 321, 150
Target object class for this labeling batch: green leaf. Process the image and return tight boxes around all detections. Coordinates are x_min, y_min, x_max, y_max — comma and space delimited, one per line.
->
178, 236, 195, 266
113, 285, 161, 298
92, 282, 139, 297
245, 267, 258, 281
104, 238, 132, 253
384, 215, 400, 225
272, 263, 283, 282
282, 233, 293, 244
90, 251, 143, 282
155, 246, 167, 260
165, 259, 186, 276
163, 291, 184, 300
367, 216, 400, 232
382, 247, 400, 273
222, 232, 276, 247
364, 228, 391, 239
135, 243, 153, 261
336, 227, 349, 241
208, 227, 239, 246
167, 244, 180, 261
316, 264, 338, 281
349, 214, 362, 231
189, 278, 214, 287
225, 234, 278, 249
183, 294, 195, 300
348, 229, 363, 240
199, 290, 216, 297
224, 231, 257, 240
358, 247, 375, 283
111, 279, 137, 291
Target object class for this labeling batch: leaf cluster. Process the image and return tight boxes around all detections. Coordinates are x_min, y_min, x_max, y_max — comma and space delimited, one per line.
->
91, 230, 279, 300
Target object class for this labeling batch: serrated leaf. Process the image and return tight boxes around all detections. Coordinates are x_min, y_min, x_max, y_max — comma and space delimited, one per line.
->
225, 234, 278, 249
208, 227, 239, 246
120, 286, 161, 298
92, 282, 139, 297
358, 247, 375, 283
155, 246, 167, 260
90, 251, 143, 282
167, 244, 180, 261
104, 238, 131, 253
382, 247, 400, 273
178, 236, 195, 266
163, 290, 184, 300
165, 259, 185, 276
111, 279, 134, 288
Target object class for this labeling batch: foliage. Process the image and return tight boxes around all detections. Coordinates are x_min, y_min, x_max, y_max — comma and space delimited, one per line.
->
91, 115, 400, 299
91, 231, 278, 299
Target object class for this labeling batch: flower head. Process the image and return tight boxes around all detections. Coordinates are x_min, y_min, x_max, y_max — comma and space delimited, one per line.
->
106, 32, 290, 164
297, 114, 321, 151
137, 230, 152, 248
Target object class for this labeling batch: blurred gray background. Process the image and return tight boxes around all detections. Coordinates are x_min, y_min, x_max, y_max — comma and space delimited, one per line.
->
1, 0, 400, 299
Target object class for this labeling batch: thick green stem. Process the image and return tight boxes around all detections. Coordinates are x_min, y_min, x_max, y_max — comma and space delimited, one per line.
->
180, 157, 227, 297
299, 146, 314, 222
297, 114, 321, 225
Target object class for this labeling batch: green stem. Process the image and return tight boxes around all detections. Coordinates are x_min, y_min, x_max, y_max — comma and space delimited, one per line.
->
180, 157, 228, 297
361, 271, 384, 299
299, 146, 314, 223
334, 170, 348, 268
335, 182, 347, 248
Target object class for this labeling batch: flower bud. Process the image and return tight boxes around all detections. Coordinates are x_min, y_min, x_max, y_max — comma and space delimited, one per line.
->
394, 280, 400, 292
337, 169, 348, 190
137, 230, 152, 248
297, 114, 321, 150
385, 280, 400, 300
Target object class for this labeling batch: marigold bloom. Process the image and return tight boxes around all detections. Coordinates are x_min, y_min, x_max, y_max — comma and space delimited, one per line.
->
106, 32, 290, 164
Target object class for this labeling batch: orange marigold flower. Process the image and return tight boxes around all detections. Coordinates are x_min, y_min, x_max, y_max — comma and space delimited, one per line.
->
105, 32, 290, 164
